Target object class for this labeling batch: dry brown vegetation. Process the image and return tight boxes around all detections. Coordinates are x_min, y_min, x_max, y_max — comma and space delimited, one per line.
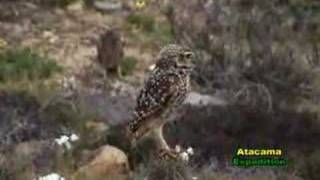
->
164, 0, 320, 179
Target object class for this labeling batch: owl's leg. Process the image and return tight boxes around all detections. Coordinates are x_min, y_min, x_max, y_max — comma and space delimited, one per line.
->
117, 65, 122, 78
152, 124, 177, 159
153, 124, 169, 149
126, 118, 159, 149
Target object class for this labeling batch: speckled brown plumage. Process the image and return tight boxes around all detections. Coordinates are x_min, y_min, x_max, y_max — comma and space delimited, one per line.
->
126, 44, 194, 158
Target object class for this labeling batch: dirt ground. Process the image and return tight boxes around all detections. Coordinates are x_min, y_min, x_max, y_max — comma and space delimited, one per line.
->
0, 1, 157, 86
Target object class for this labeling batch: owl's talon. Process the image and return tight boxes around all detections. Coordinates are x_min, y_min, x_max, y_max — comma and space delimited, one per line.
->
158, 148, 178, 160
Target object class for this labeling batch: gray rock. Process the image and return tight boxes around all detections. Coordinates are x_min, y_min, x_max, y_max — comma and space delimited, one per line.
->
72, 145, 130, 180
94, 1, 122, 12
184, 92, 228, 106
84, 93, 135, 125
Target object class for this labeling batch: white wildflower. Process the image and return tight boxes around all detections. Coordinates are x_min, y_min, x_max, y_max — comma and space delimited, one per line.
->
192, 177, 198, 180
113, 80, 122, 89
62, 77, 69, 89
64, 141, 72, 150
69, 76, 76, 85
179, 152, 189, 162
37, 173, 65, 180
60, 76, 77, 90
54, 134, 79, 150
49, 36, 59, 44
187, 147, 194, 155
55, 135, 69, 146
43, 31, 54, 38
175, 145, 195, 162
70, 134, 79, 142
43, 31, 58, 44
110, 90, 117, 97
175, 145, 182, 153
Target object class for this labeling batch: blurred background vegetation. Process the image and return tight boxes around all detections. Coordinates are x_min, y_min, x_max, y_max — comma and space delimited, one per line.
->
0, 0, 319, 180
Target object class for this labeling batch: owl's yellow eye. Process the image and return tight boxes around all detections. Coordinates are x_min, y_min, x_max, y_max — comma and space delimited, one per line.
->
183, 52, 193, 59
178, 53, 185, 62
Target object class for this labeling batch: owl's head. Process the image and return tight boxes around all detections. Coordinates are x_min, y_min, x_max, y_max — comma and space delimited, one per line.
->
156, 44, 194, 71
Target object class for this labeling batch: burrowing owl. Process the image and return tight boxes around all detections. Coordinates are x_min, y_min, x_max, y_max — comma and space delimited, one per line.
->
97, 29, 123, 76
126, 44, 194, 158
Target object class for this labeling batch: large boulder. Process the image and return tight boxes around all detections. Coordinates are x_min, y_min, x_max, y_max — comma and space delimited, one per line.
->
73, 145, 130, 180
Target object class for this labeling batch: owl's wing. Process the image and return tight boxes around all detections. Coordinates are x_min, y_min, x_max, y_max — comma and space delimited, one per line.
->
129, 72, 180, 132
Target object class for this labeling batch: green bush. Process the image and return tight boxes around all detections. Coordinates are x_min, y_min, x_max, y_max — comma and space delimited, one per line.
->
0, 169, 9, 180
131, 159, 193, 180
124, 11, 173, 48
127, 13, 156, 33
121, 56, 137, 76
300, 150, 320, 180
39, 0, 79, 7
153, 21, 173, 45
0, 48, 62, 82
146, 159, 193, 180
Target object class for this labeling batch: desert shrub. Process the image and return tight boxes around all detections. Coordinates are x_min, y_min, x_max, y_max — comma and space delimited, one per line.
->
0, 48, 62, 82
0, 90, 94, 150
152, 20, 174, 45
55, 0, 78, 7
166, 104, 320, 163
34, 0, 79, 7
0, 169, 9, 180
164, 0, 320, 179
82, 0, 94, 7
131, 159, 193, 180
165, 0, 320, 109
0, 89, 99, 178
121, 56, 137, 76
147, 159, 193, 180
298, 150, 320, 180
0, 92, 51, 148
124, 8, 174, 48
127, 13, 156, 33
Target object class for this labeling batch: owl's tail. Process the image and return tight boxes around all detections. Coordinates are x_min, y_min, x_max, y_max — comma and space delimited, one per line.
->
104, 123, 130, 152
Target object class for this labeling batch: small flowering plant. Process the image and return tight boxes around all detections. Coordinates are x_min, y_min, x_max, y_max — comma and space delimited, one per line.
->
175, 145, 195, 162
36, 173, 65, 180
54, 133, 79, 150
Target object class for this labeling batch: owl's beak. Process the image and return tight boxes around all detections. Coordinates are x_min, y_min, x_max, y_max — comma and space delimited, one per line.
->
183, 51, 195, 70
183, 51, 194, 59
